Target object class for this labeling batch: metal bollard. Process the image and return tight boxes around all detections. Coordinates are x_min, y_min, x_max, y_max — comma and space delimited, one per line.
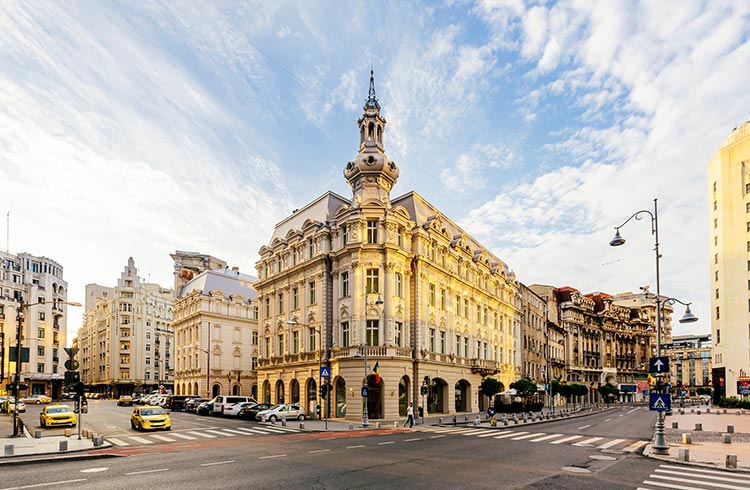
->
281, 418, 287, 427
474, 416, 480, 426
694, 423, 702, 431
671, 422, 678, 429
727, 425, 735, 434
696, 410, 701, 415
93, 435, 102, 447
300, 422, 306, 430
348, 424, 354, 430
503, 418, 508, 426
723, 433, 732, 444
438, 418, 442, 425
65, 428, 71, 437
682, 433, 692, 444
4, 444, 13, 456
34, 430, 41, 438
393, 421, 398, 428
706, 408, 711, 413
678, 448, 689, 462
726, 454, 738, 469
59, 440, 68, 452
453, 416, 457, 426
723, 409, 727, 414
464, 415, 469, 422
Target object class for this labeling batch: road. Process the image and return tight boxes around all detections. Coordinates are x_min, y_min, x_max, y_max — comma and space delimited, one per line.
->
7, 404, 745, 489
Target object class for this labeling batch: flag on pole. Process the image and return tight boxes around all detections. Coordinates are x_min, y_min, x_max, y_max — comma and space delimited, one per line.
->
373, 361, 380, 384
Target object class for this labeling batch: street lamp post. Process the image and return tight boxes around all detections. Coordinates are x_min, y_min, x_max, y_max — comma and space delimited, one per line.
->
12, 298, 81, 437
610, 198, 698, 454
287, 319, 326, 430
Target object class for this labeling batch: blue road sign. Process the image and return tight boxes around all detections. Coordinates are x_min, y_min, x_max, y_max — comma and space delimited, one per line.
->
320, 366, 331, 378
361, 386, 368, 397
649, 393, 671, 412
649, 356, 670, 373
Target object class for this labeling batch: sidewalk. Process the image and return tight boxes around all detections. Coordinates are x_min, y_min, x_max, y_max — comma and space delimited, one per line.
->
644, 406, 750, 472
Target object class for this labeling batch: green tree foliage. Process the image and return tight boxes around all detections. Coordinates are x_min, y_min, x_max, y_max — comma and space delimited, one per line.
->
510, 378, 539, 409
481, 377, 502, 400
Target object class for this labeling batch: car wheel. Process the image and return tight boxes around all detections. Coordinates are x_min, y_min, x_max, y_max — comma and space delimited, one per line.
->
269, 415, 277, 422
297, 414, 305, 421
131, 420, 136, 429
40, 419, 46, 428
166, 426, 171, 431
37, 400, 42, 405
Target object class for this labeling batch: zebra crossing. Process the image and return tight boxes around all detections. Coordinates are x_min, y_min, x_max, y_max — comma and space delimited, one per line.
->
105, 424, 301, 447
416, 426, 649, 453
638, 464, 750, 490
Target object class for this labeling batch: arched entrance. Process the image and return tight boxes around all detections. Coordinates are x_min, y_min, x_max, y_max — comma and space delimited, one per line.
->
428, 378, 447, 414
251, 384, 257, 400
335, 377, 346, 417
290, 379, 300, 404
399, 376, 410, 417
232, 384, 240, 396
212, 384, 221, 397
262, 380, 271, 404
275, 380, 285, 404
366, 375, 383, 419
455, 379, 470, 412
306, 379, 317, 417
194, 382, 198, 396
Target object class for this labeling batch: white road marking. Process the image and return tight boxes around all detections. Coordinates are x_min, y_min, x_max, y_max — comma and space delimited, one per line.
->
188, 431, 216, 438
577, 424, 592, 430
649, 474, 745, 489
308, 449, 330, 453
623, 440, 648, 452
451, 428, 487, 434
405, 438, 422, 442
461, 429, 493, 435
124, 469, 169, 476
597, 438, 626, 449
605, 418, 613, 422
494, 432, 525, 439
589, 455, 616, 461
511, 433, 542, 441
106, 438, 129, 446
169, 432, 197, 440
346, 445, 365, 449
530, 434, 563, 442
642, 480, 704, 490
128, 436, 154, 445
259, 454, 287, 459
79, 468, 108, 473
200, 460, 235, 467
237, 428, 271, 434
378, 441, 394, 445
660, 464, 750, 476
655, 468, 750, 485
150, 434, 175, 442
258, 426, 287, 433
1, 479, 88, 489
573, 437, 603, 446
218, 428, 248, 435
626, 407, 640, 414
550, 435, 582, 445
429, 435, 445, 439
477, 432, 502, 438
618, 414, 624, 417
204, 429, 235, 437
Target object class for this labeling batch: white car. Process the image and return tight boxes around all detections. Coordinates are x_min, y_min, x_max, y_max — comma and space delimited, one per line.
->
222, 401, 256, 417
257, 403, 305, 422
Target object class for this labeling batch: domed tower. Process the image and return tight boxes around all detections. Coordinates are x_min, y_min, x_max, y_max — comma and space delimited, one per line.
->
344, 70, 399, 207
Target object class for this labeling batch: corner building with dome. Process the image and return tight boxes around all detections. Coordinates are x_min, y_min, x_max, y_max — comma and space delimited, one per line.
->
254, 72, 521, 422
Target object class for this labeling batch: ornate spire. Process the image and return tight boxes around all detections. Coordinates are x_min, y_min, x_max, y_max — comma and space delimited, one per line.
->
364, 69, 380, 111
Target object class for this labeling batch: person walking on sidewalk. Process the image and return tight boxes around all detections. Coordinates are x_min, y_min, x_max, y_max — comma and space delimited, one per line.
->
404, 402, 414, 427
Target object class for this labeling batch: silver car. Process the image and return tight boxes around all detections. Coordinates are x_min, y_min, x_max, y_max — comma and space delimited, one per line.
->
256, 403, 305, 422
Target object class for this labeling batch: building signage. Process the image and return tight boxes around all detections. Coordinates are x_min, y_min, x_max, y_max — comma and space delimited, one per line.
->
738, 379, 750, 396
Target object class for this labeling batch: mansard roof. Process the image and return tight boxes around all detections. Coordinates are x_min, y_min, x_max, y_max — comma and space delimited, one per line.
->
268, 191, 351, 244
179, 268, 257, 301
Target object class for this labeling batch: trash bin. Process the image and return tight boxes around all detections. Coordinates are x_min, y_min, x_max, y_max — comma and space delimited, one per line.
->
418, 406, 424, 418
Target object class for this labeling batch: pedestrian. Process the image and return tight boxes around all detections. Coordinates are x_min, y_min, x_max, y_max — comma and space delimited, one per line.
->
403, 402, 414, 428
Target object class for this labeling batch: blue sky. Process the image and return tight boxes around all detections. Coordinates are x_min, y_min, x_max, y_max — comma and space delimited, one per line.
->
2, 1, 749, 341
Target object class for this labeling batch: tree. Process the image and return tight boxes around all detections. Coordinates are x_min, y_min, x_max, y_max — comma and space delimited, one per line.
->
481, 377, 502, 402
599, 383, 619, 404
510, 378, 538, 410
550, 379, 562, 398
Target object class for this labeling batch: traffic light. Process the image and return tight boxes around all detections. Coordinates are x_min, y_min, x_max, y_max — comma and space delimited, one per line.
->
423, 376, 430, 385
75, 382, 85, 397
320, 384, 328, 399
420, 385, 428, 396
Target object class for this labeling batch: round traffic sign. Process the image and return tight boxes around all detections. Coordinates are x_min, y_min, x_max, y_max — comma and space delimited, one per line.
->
361, 386, 368, 397
64, 359, 80, 371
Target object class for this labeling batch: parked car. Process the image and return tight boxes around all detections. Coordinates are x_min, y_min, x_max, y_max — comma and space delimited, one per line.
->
0, 397, 26, 413
256, 403, 305, 422
222, 401, 256, 417
186, 398, 208, 413
238, 403, 272, 421
163, 395, 191, 411
40, 404, 77, 427
131, 405, 172, 431
117, 395, 134, 406
196, 401, 214, 416
22, 394, 52, 404
212, 395, 256, 415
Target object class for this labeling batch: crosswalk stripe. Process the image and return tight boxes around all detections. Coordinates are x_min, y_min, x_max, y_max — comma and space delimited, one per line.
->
477, 431, 502, 438
267, 426, 300, 432
511, 433, 542, 441
150, 434, 176, 442
170, 432, 197, 440
573, 437, 602, 446
550, 435, 581, 445
649, 474, 745, 490
623, 440, 648, 452
240, 428, 272, 435
463, 430, 495, 436
107, 437, 129, 446
205, 429, 235, 437
188, 431, 216, 438
128, 435, 153, 445
530, 434, 563, 442
220, 429, 250, 435
495, 432, 525, 439
258, 426, 287, 433
659, 465, 749, 477
642, 481, 703, 490
597, 438, 626, 449
655, 469, 750, 486
451, 428, 487, 434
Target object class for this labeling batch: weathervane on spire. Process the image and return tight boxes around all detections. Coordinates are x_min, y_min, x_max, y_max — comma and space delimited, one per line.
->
364, 68, 380, 111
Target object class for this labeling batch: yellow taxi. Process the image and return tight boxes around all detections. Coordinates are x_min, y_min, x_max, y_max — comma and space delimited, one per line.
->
40, 404, 77, 427
130, 405, 171, 431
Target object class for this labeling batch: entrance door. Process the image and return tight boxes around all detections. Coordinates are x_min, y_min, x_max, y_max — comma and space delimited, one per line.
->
367, 375, 382, 419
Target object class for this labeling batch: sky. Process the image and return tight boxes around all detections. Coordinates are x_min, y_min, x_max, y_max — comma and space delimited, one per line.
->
2, 0, 749, 343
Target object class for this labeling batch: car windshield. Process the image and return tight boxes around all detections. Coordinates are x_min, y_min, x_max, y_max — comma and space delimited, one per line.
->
269, 404, 286, 410
141, 409, 165, 416
48, 407, 71, 414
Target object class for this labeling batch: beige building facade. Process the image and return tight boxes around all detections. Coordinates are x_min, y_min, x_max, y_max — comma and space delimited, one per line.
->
0, 251, 70, 398
520, 284, 547, 384
664, 333, 711, 395
254, 73, 520, 422
172, 262, 259, 399
708, 120, 750, 398
77, 257, 174, 397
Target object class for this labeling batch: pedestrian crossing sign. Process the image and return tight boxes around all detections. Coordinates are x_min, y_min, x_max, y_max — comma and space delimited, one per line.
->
649, 393, 671, 412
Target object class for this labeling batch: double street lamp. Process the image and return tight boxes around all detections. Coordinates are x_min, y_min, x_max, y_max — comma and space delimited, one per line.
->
610, 198, 698, 454
286, 319, 327, 430
12, 298, 81, 437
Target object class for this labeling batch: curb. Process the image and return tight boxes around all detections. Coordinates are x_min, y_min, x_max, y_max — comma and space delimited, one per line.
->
433, 407, 616, 430
0, 449, 123, 467
643, 444, 750, 474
